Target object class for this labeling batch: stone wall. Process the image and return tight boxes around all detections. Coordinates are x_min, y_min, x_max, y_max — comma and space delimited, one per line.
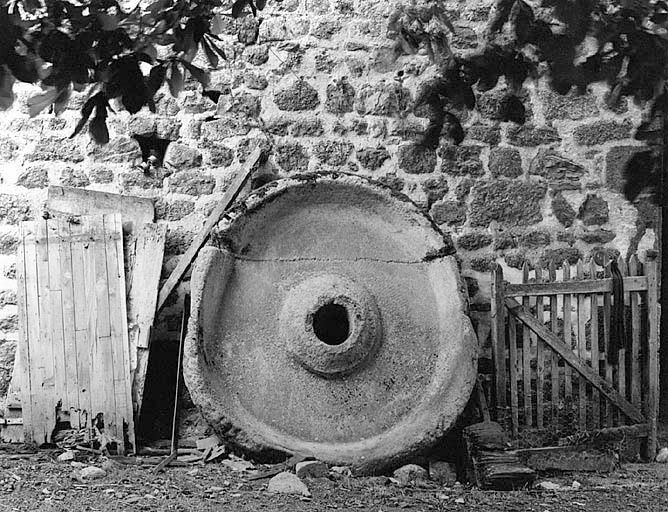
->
0, 0, 659, 406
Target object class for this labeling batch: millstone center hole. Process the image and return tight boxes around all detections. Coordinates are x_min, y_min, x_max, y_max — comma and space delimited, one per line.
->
313, 303, 350, 345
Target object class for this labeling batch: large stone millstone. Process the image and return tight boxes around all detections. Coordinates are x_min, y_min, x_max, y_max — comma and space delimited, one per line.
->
184, 173, 478, 474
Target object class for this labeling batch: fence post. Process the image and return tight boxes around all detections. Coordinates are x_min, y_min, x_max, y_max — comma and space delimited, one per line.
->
645, 252, 660, 460
491, 264, 508, 427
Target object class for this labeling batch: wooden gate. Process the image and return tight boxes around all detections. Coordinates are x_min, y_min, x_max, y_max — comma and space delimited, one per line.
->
490, 254, 659, 457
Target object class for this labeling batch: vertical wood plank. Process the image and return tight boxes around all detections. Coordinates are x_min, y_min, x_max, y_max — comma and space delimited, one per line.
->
71, 219, 92, 433
47, 219, 68, 427
16, 223, 34, 442
589, 258, 600, 430
562, 261, 573, 425
576, 260, 587, 430
89, 215, 118, 445
628, 255, 641, 409
645, 254, 659, 459
548, 261, 559, 429
35, 219, 56, 444
106, 214, 136, 453
508, 313, 519, 438
603, 254, 613, 426
521, 262, 532, 427
617, 256, 628, 425
535, 266, 544, 429
491, 264, 507, 426
58, 219, 80, 429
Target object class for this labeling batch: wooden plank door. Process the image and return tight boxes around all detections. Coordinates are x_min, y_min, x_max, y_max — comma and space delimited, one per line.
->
17, 214, 135, 452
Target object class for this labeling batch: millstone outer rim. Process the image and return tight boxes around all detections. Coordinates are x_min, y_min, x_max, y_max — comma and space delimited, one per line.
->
183, 173, 478, 474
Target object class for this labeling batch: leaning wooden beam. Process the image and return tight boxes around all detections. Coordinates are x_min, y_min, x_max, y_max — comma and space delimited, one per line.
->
156, 148, 265, 312
504, 297, 646, 424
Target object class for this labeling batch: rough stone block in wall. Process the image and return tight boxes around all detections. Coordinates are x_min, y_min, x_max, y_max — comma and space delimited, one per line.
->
17, 165, 49, 189
0, 230, 19, 255
430, 200, 467, 226
551, 192, 576, 227
439, 145, 483, 176
60, 167, 90, 188
88, 136, 142, 163
201, 115, 252, 140
529, 149, 584, 191
578, 195, 609, 226
168, 170, 215, 196
539, 247, 583, 267
164, 143, 203, 170
507, 125, 561, 147
274, 80, 320, 111
290, 119, 324, 137
457, 233, 492, 251
354, 82, 411, 116
605, 145, 645, 193
469, 180, 547, 227
0, 138, 19, 161
155, 198, 195, 222
421, 175, 449, 207
325, 78, 355, 114
120, 170, 163, 191
27, 136, 84, 162
488, 147, 522, 178
356, 147, 389, 171
275, 142, 309, 172
313, 140, 354, 166
578, 229, 616, 244
573, 120, 632, 146
397, 144, 436, 174
520, 230, 551, 248
540, 90, 599, 121
467, 125, 500, 145
203, 144, 235, 167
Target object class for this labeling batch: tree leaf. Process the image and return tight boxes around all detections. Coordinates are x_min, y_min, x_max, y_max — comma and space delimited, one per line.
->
0, 65, 15, 111
206, 36, 227, 60
89, 107, 110, 144
232, 0, 247, 18
202, 38, 219, 68
53, 84, 72, 115
27, 87, 59, 117
148, 64, 167, 94
70, 94, 98, 138
168, 62, 184, 97
256, 0, 266, 10
181, 60, 210, 88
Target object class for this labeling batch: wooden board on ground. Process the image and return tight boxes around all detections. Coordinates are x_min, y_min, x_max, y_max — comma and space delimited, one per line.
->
16, 214, 135, 453
126, 223, 166, 418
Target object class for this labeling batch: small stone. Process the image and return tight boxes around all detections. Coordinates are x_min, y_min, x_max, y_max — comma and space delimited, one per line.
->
237, 16, 260, 45
168, 170, 215, 196
267, 472, 311, 497
17, 166, 49, 189
520, 230, 551, 248
295, 461, 328, 479
539, 247, 582, 267
457, 233, 492, 251
422, 175, 449, 206
454, 497, 465, 504
330, 466, 351, 477
163, 143, 202, 170
540, 90, 599, 121
537, 481, 561, 490
290, 119, 323, 137
571, 480, 581, 490
275, 143, 309, 172
80, 466, 106, 480
244, 72, 268, 90
392, 464, 428, 485
469, 180, 546, 227
57, 450, 76, 462
245, 44, 269, 65
428, 460, 457, 486
313, 140, 353, 166
656, 447, 668, 463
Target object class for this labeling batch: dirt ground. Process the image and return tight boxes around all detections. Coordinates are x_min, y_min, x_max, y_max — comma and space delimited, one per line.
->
0, 451, 666, 512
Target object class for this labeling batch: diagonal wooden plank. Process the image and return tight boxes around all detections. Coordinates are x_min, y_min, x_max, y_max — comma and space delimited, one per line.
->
156, 147, 264, 312
504, 297, 645, 424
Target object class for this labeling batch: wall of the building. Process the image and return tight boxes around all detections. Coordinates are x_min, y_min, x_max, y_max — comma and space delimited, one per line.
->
0, 0, 658, 416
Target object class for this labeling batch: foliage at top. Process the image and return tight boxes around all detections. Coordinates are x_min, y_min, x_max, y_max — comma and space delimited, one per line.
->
0, 0, 666, 202
0, 0, 262, 142
389, 0, 668, 202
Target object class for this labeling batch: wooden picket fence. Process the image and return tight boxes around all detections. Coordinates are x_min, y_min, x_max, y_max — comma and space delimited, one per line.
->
490, 253, 659, 456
